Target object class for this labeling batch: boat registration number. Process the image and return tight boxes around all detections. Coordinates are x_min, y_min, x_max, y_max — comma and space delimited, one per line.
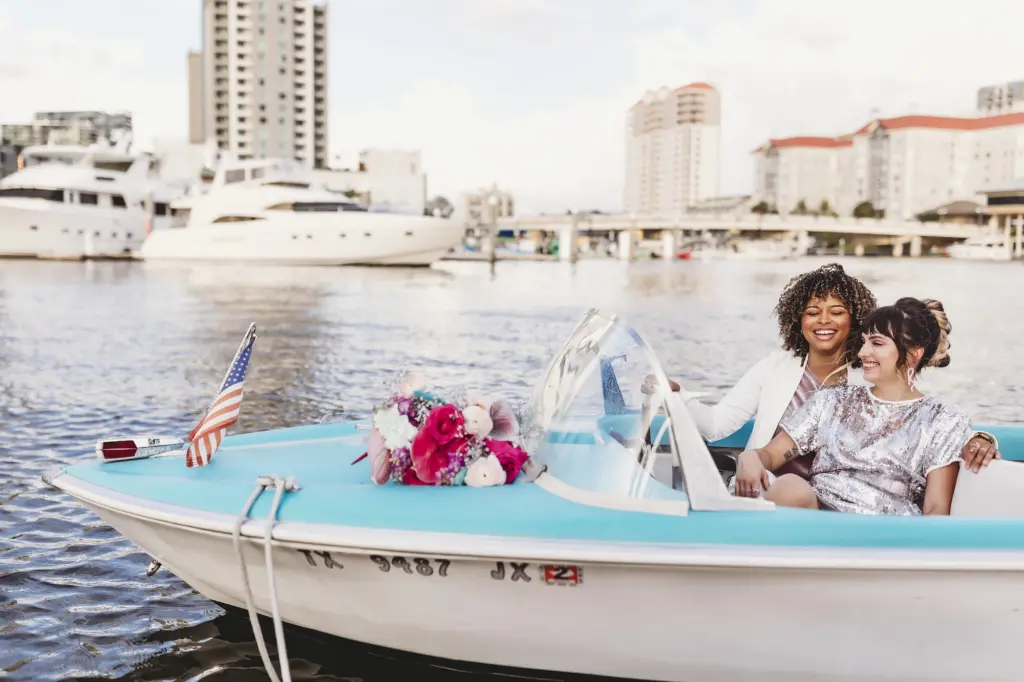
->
541, 564, 583, 586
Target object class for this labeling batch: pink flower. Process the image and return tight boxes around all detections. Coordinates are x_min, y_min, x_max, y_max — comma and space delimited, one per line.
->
410, 429, 443, 483
485, 439, 530, 483
424, 404, 465, 445
488, 399, 519, 441
402, 468, 429, 486
367, 427, 391, 485
411, 427, 470, 484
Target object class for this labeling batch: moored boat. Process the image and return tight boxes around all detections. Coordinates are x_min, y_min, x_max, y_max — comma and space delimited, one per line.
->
0, 143, 177, 259
44, 309, 1024, 682
138, 157, 464, 267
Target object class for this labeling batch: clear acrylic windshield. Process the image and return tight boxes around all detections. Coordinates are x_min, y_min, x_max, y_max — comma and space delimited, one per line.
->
521, 309, 693, 503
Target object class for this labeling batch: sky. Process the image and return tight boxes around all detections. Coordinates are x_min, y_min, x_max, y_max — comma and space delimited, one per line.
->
1, 0, 1024, 214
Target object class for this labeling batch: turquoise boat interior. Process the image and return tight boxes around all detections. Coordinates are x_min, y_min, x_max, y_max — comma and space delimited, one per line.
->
52, 308, 1024, 553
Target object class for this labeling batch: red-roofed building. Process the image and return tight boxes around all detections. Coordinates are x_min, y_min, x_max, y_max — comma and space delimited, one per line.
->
625, 84, 721, 214
753, 109, 1024, 219
752, 136, 854, 216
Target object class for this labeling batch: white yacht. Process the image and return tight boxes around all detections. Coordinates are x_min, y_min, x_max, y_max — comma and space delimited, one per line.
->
0, 143, 177, 259
138, 157, 465, 266
947, 235, 1013, 261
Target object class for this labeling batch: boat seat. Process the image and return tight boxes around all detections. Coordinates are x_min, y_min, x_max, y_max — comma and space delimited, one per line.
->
950, 459, 1024, 517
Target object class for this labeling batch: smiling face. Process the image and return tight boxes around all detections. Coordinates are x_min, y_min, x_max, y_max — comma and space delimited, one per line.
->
801, 295, 851, 359
857, 332, 901, 383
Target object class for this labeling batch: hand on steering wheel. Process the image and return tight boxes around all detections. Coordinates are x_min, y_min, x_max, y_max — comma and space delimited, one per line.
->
642, 374, 681, 395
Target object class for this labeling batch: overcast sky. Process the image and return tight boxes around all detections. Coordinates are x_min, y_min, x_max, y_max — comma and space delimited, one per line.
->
1, 0, 1022, 213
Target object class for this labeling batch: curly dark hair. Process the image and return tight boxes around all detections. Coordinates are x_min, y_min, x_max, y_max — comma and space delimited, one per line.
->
772, 263, 877, 366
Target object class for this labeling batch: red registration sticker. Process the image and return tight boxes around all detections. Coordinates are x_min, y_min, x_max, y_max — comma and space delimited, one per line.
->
541, 565, 583, 586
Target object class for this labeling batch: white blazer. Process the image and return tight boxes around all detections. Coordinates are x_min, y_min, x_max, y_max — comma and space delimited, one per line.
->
682, 350, 867, 449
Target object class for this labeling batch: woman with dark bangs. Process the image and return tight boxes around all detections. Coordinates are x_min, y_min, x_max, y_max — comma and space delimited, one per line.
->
733, 297, 970, 515
668, 263, 998, 481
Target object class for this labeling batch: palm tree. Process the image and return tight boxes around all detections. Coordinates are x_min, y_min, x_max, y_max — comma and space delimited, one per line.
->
793, 199, 808, 215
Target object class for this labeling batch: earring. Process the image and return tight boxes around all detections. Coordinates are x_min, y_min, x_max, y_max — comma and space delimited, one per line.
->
906, 367, 917, 392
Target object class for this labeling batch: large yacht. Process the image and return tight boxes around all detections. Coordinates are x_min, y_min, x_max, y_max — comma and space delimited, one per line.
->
0, 143, 178, 259
138, 157, 465, 266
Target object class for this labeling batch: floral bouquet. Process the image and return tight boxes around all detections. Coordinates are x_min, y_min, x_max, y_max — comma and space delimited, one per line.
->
360, 373, 531, 487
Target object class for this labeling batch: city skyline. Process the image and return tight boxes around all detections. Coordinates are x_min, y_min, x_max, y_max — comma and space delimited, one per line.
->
191, 0, 329, 169
2, 0, 1024, 213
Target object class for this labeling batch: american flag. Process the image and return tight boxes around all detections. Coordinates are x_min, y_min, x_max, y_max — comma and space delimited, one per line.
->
185, 324, 257, 468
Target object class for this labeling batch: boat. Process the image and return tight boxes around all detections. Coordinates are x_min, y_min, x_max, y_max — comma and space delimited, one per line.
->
947, 235, 1013, 260
43, 309, 1024, 682
0, 141, 177, 259
688, 234, 804, 261
138, 157, 465, 266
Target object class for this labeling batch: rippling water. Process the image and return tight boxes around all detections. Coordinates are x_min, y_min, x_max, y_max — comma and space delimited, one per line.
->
1, 257, 1022, 680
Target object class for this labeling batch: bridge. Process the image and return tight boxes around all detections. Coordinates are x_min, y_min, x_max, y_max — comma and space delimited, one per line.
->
497, 212, 984, 239
493, 211, 989, 259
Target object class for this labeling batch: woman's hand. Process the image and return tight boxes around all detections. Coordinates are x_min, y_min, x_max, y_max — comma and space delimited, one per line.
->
641, 375, 681, 395
962, 434, 1000, 473
735, 450, 771, 498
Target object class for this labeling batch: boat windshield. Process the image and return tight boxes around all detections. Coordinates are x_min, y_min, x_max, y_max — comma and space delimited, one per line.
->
521, 309, 699, 505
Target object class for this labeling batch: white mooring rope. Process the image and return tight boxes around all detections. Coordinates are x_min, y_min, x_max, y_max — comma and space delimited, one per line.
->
232, 474, 300, 682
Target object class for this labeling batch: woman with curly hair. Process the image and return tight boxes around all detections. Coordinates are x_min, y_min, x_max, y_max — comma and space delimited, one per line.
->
670, 262, 998, 480
734, 297, 969, 514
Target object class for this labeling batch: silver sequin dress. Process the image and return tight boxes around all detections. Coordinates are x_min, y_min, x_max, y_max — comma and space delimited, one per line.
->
779, 385, 971, 515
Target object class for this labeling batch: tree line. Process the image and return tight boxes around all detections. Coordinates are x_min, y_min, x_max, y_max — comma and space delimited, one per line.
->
750, 199, 884, 219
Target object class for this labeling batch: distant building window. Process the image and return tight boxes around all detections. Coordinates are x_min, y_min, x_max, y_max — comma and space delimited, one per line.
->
154, 202, 169, 216
225, 169, 246, 183
79, 192, 99, 205
112, 194, 126, 208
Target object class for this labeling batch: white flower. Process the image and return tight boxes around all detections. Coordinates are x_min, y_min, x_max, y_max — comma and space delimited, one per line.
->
397, 371, 425, 398
464, 454, 507, 487
465, 390, 492, 410
462, 405, 494, 438
373, 404, 418, 450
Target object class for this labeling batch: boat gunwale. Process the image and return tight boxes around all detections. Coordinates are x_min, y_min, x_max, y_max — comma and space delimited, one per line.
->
43, 468, 1024, 572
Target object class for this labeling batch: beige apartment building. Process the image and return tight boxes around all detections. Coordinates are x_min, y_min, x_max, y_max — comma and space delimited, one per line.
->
189, 0, 328, 169
623, 82, 721, 216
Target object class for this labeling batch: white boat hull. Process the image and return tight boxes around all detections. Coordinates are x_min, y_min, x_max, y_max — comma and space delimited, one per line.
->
947, 239, 1013, 261
138, 213, 465, 266
0, 202, 154, 258
77, 497, 1024, 682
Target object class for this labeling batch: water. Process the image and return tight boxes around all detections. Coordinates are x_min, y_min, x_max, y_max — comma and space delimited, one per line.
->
1, 257, 1021, 681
